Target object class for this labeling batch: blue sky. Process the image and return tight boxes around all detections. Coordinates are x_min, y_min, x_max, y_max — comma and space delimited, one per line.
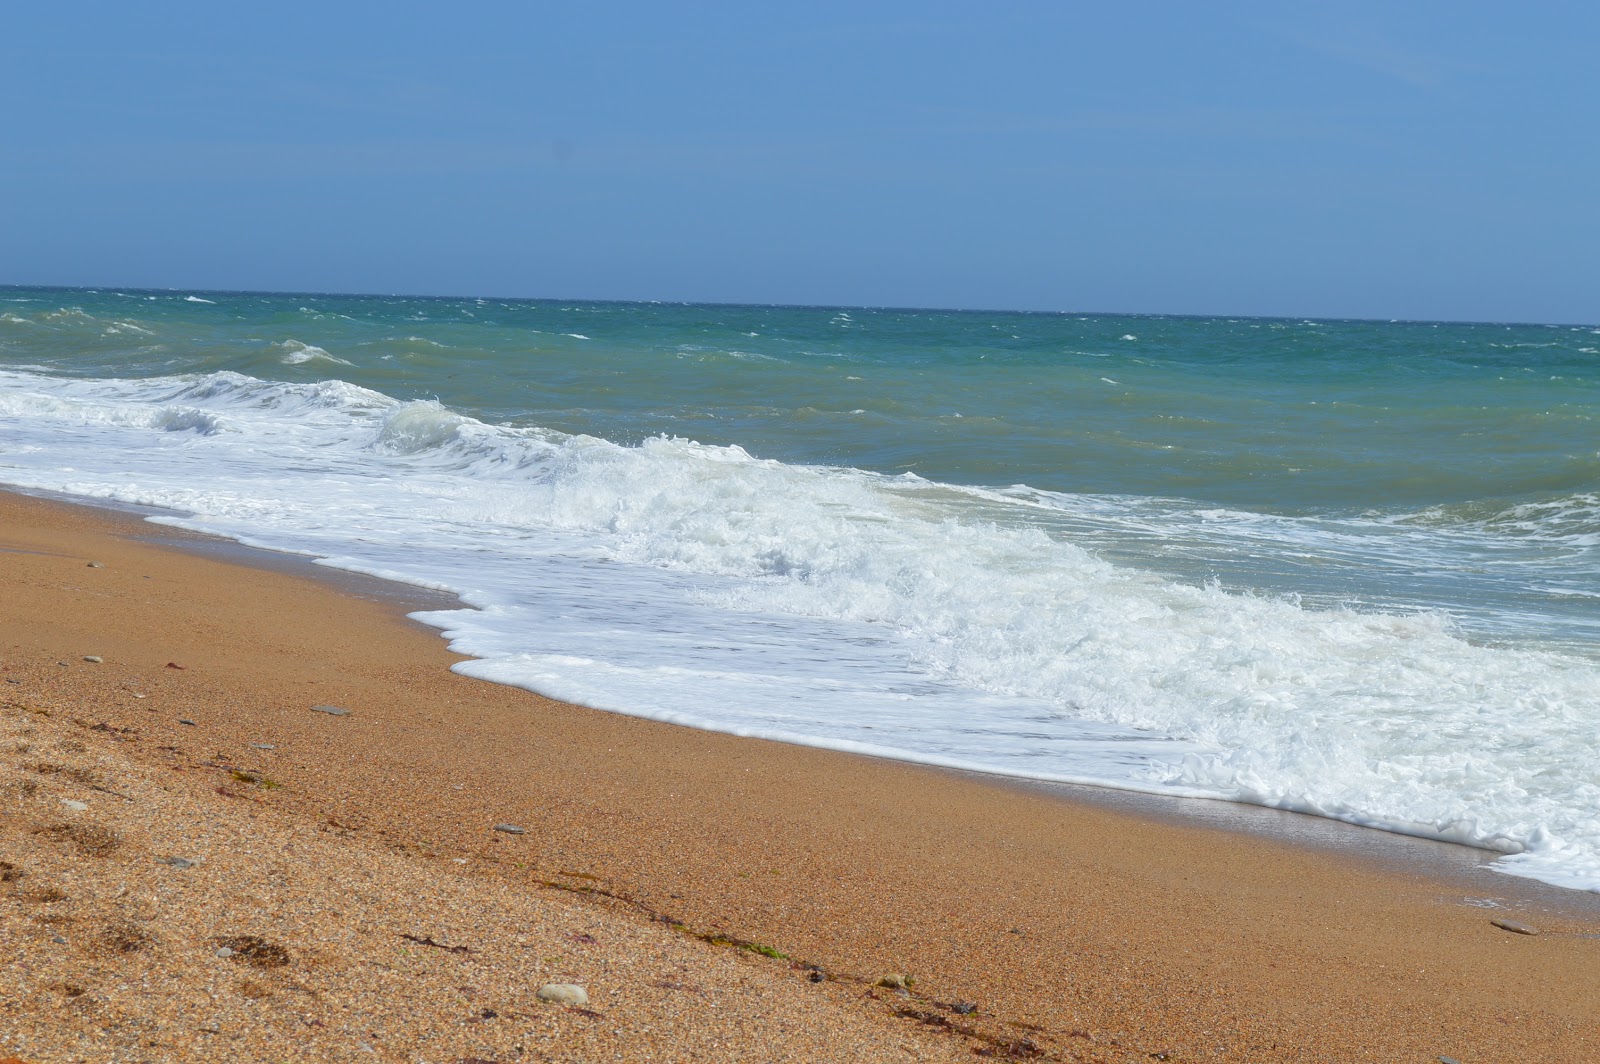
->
4, 2, 1596, 322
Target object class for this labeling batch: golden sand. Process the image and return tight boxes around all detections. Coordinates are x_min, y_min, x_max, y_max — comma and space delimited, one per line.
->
2, 489, 1596, 1062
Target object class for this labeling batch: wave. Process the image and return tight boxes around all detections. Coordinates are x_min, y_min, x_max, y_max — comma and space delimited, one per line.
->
269, 339, 355, 367
0, 366, 1598, 891
1392, 493, 1600, 545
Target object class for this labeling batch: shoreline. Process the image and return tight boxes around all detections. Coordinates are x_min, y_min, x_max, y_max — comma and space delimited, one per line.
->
12, 485, 1590, 915
4, 486, 1598, 1061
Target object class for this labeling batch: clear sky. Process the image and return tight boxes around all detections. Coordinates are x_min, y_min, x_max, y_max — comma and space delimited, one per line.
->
4, 2, 1596, 322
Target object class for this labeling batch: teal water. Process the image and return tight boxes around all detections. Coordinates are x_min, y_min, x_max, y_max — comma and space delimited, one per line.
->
11, 289, 1597, 514
2, 286, 1598, 889
8, 286, 1597, 649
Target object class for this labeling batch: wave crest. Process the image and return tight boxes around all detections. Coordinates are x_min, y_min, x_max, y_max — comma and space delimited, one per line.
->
271, 339, 354, 367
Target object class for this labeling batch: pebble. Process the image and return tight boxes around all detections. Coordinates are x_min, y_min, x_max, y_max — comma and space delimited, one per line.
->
215, 946, 235, 958
158, 856, 196, 869
87, 561, 104, 568
1439, 1057, 1464, 1064
1491, 918, 1539, 936
199, 1021, 221, 1034
59, 799, 88, 812
493, 824, 526, 835
875, 973, 910, 990
178, 718, 197, 726
51, 935, 68, 945
311, 704, 351, 716
250, 742, 277, 750
83, 655, 103, 664
4, 678, 20, 684
535, 983, 588, 1006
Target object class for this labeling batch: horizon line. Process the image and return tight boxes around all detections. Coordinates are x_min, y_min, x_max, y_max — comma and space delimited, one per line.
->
2, 281, 1595, 332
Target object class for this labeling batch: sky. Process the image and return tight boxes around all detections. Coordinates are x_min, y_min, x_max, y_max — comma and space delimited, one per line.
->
3, 2, 1596, 322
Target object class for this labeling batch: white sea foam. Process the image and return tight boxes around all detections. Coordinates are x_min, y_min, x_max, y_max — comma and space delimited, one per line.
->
184, 295, 217, 304
42, 309, 98, 324
2, 366, 1599, 891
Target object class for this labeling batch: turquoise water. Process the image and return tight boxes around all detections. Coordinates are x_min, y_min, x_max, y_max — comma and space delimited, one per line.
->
13, 290, 1598, 512
3, 286, 1598, 889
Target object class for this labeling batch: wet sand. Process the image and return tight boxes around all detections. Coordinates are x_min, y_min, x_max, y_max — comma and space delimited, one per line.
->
2, 488, 1597, 1062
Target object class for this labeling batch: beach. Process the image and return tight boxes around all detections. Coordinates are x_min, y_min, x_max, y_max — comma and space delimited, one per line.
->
6, 2, 1599, 1053
3, 487, 1597, 1062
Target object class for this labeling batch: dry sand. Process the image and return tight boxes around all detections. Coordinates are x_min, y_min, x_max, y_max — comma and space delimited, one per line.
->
2, 488, 1597, 1063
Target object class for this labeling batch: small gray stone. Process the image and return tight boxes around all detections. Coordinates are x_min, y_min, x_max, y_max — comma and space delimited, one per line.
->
215, 947, 235, 958
4, 678, 20, 684
83, 655, 103, 664
250, 743, 277, 750
158, 856, 196, 869
310, 704, 350, 716
51, 935, 68, 945
59, 799, 88, 812
493, 824, 526, 835
87, 561, 104, 568
535, 983, 588, 1006
1439, 1056, 1464, 1064
178, 718, 197, 726
1491, 918, 1539, 936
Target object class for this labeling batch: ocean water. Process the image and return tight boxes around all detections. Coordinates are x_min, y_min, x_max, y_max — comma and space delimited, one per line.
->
2, 286, 1598, 890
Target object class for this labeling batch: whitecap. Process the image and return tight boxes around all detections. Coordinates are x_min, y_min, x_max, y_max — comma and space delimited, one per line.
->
152, 407, 223, 434
271, 339, 354, 366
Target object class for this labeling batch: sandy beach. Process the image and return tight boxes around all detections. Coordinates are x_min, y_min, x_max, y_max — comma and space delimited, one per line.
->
2, 487, 1597, 1063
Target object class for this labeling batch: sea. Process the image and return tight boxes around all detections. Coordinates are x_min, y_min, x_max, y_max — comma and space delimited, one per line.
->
2, 286, 1597, 892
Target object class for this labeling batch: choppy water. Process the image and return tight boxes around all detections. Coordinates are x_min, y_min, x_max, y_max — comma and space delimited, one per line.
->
3, 286, 1597, 889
